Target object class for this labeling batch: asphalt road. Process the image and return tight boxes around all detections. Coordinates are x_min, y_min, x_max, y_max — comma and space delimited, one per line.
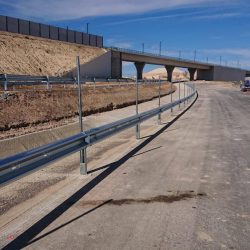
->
1, 82, 250, 249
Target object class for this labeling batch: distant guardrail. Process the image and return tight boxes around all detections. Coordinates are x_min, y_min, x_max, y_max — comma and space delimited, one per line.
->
0, 74, 177, 90
0, 83, 197, 186
0, 15, 103, 48
0, 74, 75, 90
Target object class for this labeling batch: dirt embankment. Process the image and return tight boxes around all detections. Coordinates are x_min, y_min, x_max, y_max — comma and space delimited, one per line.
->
0, 83, 176, 139
0, 31, 106, 76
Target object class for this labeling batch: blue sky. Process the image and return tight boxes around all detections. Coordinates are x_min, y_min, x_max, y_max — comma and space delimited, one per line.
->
0, 0, 250, 75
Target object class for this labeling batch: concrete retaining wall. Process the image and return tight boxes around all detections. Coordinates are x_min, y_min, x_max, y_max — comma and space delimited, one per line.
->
197, 66, 246, 81
71, 51, 112, 79
0, 123, 80, 158
111, 51, 122, 79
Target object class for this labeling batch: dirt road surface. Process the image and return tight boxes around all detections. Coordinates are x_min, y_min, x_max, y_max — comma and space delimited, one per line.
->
0, 82, 250, 249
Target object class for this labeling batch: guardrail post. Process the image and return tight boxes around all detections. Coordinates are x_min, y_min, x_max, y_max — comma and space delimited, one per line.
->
4, 74, 8, 92
171, 81, 173, 113
76, 56, 87, 175
46, 75, 50, 90
188, 85, 190, 100
184, 82, 186, 106
158, 77, 161, 124
136, 78, 140, 139
178, 82, 181, 109
74, 77, 77, 88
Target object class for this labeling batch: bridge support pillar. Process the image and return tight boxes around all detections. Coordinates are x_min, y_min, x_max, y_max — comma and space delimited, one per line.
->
165, 66, 175, 82
188, 68, 197, 81
134, 62, 145, 80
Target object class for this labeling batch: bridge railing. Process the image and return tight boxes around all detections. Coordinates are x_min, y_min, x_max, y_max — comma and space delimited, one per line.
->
108, 46, 211, 66
0, 83, 197, 186
108, 46, 247, 71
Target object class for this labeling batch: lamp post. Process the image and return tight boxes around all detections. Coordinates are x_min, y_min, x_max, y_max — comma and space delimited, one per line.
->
179, 50, 182, 60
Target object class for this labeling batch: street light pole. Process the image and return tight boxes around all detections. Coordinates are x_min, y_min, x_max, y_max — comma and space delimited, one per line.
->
194, 50, 197, 61
142, 43, 144, 53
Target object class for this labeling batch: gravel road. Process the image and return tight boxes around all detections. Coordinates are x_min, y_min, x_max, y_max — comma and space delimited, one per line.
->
1, 82, 249, 250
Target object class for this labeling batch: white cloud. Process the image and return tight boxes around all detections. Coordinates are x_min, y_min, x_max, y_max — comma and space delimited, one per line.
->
105, 11, 241, 26
106, 38, 133, 48
192, 12, 241, 20
0, 0, 235, 21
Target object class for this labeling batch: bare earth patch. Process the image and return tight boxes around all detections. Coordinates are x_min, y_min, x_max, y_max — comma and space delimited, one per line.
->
0, 83, 175, 139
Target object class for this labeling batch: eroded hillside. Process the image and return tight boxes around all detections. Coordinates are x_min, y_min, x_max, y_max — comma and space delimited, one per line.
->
0, 31, 107, 76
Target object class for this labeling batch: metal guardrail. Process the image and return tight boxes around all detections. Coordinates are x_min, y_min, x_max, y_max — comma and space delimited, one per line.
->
0, 74, 173, 91
0, 83, 197, 186
0, 74, 75, 90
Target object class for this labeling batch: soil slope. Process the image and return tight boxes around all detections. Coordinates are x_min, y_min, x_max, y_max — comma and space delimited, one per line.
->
0, 31, 106, 76
144, 67, 188, 80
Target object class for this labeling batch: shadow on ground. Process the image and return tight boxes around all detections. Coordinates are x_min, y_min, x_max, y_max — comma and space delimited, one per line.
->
2, 93, 198, 250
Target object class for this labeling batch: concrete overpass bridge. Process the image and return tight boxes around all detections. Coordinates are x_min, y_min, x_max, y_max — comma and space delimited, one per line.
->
109, 47, 249, 82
